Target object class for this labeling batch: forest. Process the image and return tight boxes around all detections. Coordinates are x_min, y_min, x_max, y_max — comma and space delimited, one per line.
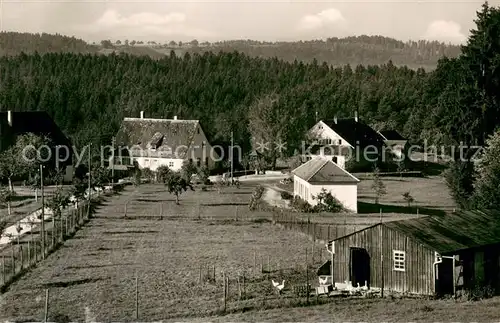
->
0, 3, 499, 209
0, 31, 461, 70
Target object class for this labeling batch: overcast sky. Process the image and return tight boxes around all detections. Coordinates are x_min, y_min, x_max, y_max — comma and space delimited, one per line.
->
0, 0, 493, 44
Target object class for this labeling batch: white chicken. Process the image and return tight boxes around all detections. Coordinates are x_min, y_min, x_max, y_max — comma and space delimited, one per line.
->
318, 276, 329, 285
271, 279, 285, 295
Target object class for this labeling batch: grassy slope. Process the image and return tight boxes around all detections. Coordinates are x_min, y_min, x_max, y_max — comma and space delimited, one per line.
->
0, 184, 326, 321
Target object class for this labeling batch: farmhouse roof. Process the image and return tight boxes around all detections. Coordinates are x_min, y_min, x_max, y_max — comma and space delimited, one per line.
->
292, 156, 359, 184
322, 118, 385, 148
115, 117, 199, 159
332, 209, 500, 254
378, 130, 406, 141
0, 111, 72, 148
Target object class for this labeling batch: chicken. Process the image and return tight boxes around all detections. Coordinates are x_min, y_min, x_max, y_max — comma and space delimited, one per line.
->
272, 279, 285, 294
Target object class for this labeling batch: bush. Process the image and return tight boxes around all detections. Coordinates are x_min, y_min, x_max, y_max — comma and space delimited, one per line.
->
291, 196, 313, 212
249, 185, 265, 211
312, 188, 344, 213
280, 191, 293, 200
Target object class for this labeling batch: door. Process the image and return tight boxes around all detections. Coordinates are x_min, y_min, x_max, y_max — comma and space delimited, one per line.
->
350, 247, 370, 288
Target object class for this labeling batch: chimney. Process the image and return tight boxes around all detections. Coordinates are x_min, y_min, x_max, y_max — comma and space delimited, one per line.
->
354, 111, 358, 122
173, 116, 177, 120
140, 111, 144, 119
334, 116, 337, 124
7, 110, 12, 126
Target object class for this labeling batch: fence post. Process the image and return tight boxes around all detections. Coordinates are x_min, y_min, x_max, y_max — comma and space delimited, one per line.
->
20, 246, 23, 270
2, 255, 5, 285
28, 240, 31, 266
253, 250, 256, 273
11, 247, 15, 275
44, 288, 49, 322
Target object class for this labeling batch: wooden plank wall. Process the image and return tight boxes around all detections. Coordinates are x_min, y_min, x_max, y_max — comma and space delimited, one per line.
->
333, 224, 436, 295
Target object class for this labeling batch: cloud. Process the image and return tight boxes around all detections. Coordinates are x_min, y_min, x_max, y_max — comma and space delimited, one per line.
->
422, 20, 466, 44
297, 8, 346, 31
76, 9, 215, 40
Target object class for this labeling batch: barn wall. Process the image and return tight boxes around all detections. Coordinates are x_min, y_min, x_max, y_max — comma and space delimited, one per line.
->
333, 224, 436, 295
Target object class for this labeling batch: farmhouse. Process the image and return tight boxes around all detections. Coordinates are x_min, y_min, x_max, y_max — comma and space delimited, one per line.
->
378, 129, 409, 159
323, 209, 500, 296
292, 156, 359, 213
0, 110, 73, 182
114, 111, 218, 171
305, 112, 386, 169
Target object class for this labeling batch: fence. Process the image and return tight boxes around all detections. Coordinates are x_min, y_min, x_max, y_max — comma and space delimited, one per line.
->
271, 210, 363, 244
0, 191, 113, 291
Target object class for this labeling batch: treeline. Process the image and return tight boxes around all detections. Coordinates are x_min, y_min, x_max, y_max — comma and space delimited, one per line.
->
188, 36, 461, 70
0, 51, 429, 152
0, 32, 461, 69
0, 32, 98, 56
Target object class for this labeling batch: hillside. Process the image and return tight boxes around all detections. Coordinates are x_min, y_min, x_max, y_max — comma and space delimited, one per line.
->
0, 32, 461, 69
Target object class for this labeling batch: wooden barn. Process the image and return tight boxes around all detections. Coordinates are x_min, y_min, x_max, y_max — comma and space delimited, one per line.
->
323, 210, 500, 296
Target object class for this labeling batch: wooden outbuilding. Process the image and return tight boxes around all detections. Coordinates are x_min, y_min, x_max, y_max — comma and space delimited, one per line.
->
324, 210, 500, 296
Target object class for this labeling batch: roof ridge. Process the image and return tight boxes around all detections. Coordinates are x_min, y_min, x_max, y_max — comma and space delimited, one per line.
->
305, 157, 329, 181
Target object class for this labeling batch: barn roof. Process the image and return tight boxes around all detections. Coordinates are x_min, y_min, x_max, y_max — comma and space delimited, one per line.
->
322, 118, 385, 148
332, 210, 500, 254
292, 156, 359, 184
378, 130, 405, 141
115, 117, 199, 159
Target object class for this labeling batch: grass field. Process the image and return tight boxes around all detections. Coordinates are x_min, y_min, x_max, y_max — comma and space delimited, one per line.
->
0, 183, 327, 321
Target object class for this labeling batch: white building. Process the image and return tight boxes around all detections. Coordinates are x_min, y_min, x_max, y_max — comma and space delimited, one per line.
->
292, 156, 360, 213
377, 130, 409, 159
114, 111, 219, 172
305, 113, 386, 169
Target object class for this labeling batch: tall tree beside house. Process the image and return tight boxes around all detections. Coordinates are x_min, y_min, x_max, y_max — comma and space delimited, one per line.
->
371, 167, 387, 204
164, 171, 194, 205
248, 93, 290, 170
181, 161, 198, 181
445, 157, 475, 209
471, 129, 500, 209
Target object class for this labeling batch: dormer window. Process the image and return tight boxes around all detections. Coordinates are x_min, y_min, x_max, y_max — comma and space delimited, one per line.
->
197, 128, 200, 134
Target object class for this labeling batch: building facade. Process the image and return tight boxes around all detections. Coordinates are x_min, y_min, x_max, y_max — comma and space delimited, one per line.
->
114, 111, 219, 172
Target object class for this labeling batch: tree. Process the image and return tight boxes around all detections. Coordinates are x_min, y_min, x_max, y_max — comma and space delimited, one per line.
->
471, 129, 500, 209
157, 165, 171, 183
165, 172, 194, 204
402, 191, 415, 207
71, 177, 87, 208
0, 186, 15, 216
241, 153, 251, 173
0, 146, 21, 192
197, 165, 210, 184
25, 172, 41, 201
445, 158, 475, 209
100, 40, 113, 48
46, 187, 70, 218
181, 160, 198, 181
169, 40, 177, 46
248, 185, 265, 211
15, 133, 51, 175
91, 166, 110, 195
248, 93, 291, 170
142, 168, 154, 183
371, 167, 387, 204
115, 40, 121, 45
396, 159, 406, 178
190, 39, 199, 47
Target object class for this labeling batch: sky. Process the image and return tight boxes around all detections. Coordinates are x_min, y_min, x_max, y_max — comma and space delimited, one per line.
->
0, 0, 494, 44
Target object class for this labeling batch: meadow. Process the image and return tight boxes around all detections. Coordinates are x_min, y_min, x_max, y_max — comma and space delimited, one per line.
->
0, 183, 327, 321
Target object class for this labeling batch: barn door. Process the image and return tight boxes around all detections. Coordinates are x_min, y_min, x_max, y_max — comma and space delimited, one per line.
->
350, 247, 370, 288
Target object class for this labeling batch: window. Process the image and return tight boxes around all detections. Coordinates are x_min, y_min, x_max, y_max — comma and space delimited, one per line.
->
168, 161, 174, 167
393, 250, 405, 271
197, 160, 201, 167
205, 157, 209, 165
338, 139, 342, 145
333, 156, 338, 163
197, 127, 200, 134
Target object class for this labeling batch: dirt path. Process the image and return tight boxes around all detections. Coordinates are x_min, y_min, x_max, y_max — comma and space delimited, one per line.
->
262, 185, 290, 209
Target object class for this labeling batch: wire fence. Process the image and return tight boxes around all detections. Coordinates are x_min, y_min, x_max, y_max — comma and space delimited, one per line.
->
0, 191, 113, 292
